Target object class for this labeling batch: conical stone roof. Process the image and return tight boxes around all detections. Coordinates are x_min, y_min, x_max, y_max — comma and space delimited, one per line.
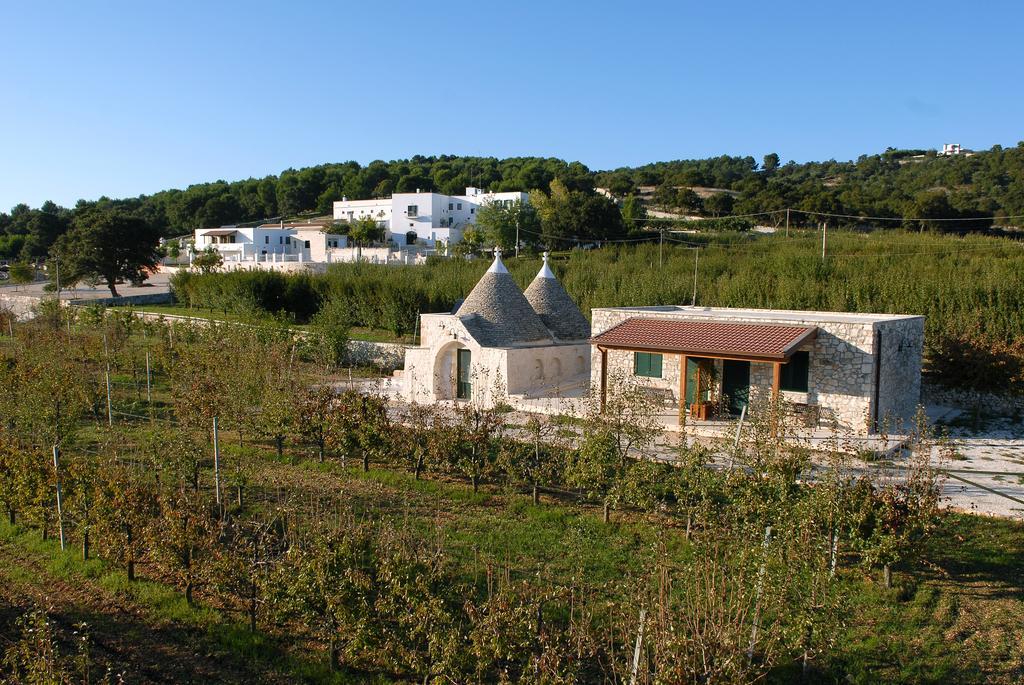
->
524, 252, 591, 341
456, 250, 552, 347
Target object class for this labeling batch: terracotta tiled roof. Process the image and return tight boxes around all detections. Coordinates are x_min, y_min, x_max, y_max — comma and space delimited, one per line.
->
591, 318, 816, 360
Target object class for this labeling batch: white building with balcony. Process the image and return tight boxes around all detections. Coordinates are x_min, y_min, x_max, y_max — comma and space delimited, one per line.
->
333, 187, 528, 247
193, 222, 347, 266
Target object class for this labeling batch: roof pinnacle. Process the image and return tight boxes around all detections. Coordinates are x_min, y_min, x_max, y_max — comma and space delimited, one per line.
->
486, 246, 509, 274
538, 251, 556, 279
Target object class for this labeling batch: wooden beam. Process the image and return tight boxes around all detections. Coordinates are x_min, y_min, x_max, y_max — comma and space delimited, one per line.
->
771, 361, 782, 438
600, 347, 608, 414
593, 344, 793, 364
772, 361, 781, 400
679, 354, 688, 427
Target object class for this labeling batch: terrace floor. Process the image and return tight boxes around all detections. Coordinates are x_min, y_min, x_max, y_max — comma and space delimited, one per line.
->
350, 375, 1024, 520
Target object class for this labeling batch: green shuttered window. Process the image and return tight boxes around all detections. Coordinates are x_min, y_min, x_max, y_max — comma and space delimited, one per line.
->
634, 352, 663, 378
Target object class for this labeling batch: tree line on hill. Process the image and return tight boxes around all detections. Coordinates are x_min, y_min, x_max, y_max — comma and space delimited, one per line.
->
4, 144, 1024, 262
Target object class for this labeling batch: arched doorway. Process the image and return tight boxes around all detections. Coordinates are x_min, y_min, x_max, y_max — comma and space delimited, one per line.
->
433, 342, 472, 401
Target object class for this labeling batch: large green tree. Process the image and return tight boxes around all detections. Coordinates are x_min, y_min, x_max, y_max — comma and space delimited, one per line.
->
51, 207, 161, 296
475, 199, 539, 251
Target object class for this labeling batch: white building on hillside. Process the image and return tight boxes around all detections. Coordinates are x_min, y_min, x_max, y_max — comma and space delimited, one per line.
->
333, 187, 528, 247
193, 222, 347, 264
939, 143, 974, 156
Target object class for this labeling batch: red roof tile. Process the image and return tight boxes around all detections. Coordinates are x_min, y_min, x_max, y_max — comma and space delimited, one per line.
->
591, 318, 816, 360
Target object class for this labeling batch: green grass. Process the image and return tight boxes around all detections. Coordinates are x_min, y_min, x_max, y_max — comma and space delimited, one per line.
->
0, 520, 347, 684
823, 513, 1024, 684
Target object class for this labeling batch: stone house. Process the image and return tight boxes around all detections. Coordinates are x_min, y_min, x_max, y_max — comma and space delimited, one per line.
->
402, 251, 591, 408
590, 306, 924, 435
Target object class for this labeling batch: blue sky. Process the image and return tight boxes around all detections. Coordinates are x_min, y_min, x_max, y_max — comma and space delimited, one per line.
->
2, 0, 1021, 209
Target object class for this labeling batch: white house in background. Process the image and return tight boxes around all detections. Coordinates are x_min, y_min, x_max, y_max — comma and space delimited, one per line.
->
939, 143, 974, 157
193, 222, 347, 264
333, 187, 528, 247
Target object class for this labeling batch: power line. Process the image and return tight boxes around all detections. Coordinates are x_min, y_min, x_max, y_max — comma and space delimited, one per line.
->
655, 233, 1020, 258
625, 207, 1024, 223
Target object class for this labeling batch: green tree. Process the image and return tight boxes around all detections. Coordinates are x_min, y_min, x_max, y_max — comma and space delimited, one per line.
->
192, 246, 223, 274
703, 192, 735, 217
475, 199, 539, 251
8, 261, 35, 290
620, 194, 647, 230
51, 207, 160, 296
348, 215, 385, 246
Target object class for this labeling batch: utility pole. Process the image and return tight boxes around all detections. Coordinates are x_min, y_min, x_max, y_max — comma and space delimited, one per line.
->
659, 228, 664, 268
821, 221, 827, 261
515, 215, 520, 258
785, 209, 790, 238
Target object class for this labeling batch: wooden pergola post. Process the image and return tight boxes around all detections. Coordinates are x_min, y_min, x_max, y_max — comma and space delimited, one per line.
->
771, 361, 782, 436
679, 354, 688, 427
599, 347, 608, 414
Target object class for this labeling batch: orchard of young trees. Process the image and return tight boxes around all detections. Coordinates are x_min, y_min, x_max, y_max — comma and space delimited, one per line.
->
0, 305, 959, 683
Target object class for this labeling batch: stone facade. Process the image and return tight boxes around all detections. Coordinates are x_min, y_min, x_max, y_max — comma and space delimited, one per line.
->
591, 306, 925, 435
403, 313, 589, 409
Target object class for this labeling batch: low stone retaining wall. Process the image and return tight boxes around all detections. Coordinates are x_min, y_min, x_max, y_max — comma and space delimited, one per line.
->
117, 308, 408, 372
0, 292, 43, 321
346, 340, 406, 371
1, 291, 174, 321
70, 292, 175, 308
922, 380, 1024, 416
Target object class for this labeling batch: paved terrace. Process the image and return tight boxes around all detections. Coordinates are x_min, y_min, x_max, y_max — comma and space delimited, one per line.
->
346, 376, 1024, 520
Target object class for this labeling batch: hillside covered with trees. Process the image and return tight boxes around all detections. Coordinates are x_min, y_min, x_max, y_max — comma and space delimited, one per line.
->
4, 144, 1024, 260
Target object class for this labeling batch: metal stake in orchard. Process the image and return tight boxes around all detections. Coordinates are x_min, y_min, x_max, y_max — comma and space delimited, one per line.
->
212, 416, 222, 507
52, 445, 66, 551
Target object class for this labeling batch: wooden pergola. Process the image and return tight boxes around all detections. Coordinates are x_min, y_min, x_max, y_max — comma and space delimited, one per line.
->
591, 318, 818, 426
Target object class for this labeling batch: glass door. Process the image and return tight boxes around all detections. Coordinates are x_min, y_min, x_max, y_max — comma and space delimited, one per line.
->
721, 360, 750, 415
456, 349, 472, 400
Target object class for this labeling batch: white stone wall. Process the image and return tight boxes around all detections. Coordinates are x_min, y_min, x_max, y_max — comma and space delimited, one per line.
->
403, 313, 589, 410
505, 344, 591, 396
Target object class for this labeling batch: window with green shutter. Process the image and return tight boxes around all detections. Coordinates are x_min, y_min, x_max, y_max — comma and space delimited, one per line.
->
634, 352, 663, 378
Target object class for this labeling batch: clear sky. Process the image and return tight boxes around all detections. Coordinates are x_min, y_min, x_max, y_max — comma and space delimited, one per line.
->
2, 0, 1021, 209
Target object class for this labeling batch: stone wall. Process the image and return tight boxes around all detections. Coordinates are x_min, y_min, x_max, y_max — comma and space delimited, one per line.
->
0, 293, 43, 321
1, 291, 173, 321
346, 340, 406, 371
921, 380, 1024, 417
875, 317, 926, 430
590, 308, 925, 435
